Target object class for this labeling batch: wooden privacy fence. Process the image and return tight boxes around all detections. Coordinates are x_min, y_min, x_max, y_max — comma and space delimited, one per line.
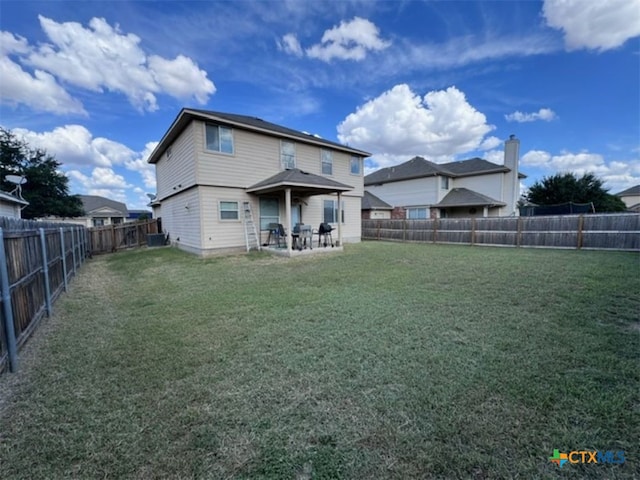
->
89, 219, 160, 255
0, 222, 89, 373
362, 213, 640, 251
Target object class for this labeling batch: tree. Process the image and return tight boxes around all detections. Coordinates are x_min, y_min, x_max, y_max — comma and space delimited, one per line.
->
0, 127, 84, 219
526, 172, 626, 213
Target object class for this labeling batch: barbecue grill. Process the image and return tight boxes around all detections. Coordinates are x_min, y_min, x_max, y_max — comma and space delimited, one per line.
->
318, 222, 334, 247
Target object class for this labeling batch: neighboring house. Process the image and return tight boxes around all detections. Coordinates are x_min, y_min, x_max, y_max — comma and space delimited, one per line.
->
147, 108, 371, 256
43, 195, 128, 227
615, 185, 640, 212
361, 191, 392, 219
364, 136, 525, 219
127, 209, 153, 222
0, 190, 28, 218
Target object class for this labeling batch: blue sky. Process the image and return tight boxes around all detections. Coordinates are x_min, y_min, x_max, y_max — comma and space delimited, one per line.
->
1, 0, 639, 209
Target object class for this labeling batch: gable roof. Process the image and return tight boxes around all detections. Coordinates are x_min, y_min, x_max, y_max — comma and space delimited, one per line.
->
364, 156, 525, 186
246, 168, 353, 195
362, 191, 392, 210
148, 108, 371, 164
435, 188, 505, 208
615, 185, 640, 197
79, 195, 128, 216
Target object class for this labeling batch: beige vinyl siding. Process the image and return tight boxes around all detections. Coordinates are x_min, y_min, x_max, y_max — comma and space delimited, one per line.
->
196, 121, 280, 188
199, 186, 257, 251
296, 194, 361, 244
621, 194, 640, 209
367, 177, 438, 208
195, 120, 363, 196
453, 174, 503, 201
160, 189, 202, 251
156, 122, 196, 201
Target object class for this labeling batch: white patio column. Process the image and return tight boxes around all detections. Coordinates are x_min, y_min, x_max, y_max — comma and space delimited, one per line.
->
285, 188, 292, 251
337, 191, 343, 247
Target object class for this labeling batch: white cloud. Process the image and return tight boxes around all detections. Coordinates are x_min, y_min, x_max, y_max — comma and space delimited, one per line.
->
337, 84, 494, 164
278, 33, 303, 57
543, 0, 640, 51
483, 149, 505, 166
306, 17, 390, 62
521, 148, 640, 193
505, 108, 557, 123
10, 125, 156, 191
4, 16, 215, 114
12, 125, 132, 167
480, 136, 502, 150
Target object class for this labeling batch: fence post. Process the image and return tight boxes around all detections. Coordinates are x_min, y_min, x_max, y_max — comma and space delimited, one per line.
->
0, 228, 18, 372
59, 228, 68, 292
577, 215, 584, 250
403, 219, 407, 242
516, 216, 522, 247
433, 217, 438, 243
377, 220, 381, 241
111, 224, 116, 252
471, 218, 476, 246
71, 227, 77, 274
39, 228, 52, 317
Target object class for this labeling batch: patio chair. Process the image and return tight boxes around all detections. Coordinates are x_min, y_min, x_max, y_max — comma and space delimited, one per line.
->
266, 223, 286, 248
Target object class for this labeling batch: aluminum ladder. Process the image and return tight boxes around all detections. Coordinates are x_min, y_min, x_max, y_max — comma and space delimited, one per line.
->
242, 201, 261, 252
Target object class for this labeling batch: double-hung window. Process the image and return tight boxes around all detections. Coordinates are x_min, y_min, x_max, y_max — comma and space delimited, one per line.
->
441, 176, 450, 190
219, 201, 239, 220
350, 156, 362, 175
206, 124, 233, 154
281, 141, 296, 169
321, 150, 333, 175
323, 199, 344, 224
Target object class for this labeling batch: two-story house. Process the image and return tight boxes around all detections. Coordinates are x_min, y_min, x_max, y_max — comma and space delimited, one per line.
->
364, 136, 525, 219
148, 109, 371, 256
615, 185, 640, 212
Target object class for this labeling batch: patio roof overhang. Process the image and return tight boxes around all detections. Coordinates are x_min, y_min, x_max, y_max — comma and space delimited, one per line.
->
246, 168, 353, 196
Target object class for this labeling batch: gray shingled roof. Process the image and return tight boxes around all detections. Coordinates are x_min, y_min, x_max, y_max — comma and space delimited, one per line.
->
149, 108, 371, 164
79, 195, 128, 216
435, 188, 505, 207
364, 156, 524, 186
246, 168, 353, 195
615, 184, 640, 196
362, 191, 392, 210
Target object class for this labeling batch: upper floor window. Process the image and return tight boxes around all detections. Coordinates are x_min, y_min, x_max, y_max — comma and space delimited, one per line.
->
321, 150, 333, 175
350, 156, 362, 175
281, 141, 296, 169
441, 176, 450, 190
206, 124, 234, 154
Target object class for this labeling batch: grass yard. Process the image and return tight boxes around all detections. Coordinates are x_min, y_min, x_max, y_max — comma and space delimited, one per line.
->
0, 242, 638, 479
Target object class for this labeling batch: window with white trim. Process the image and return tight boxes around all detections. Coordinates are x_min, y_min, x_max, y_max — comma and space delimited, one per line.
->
321, 149, 333, 175
407, 207, 428, 219
206, 124, 234, 154
219, 201, 239, 220
281, 141, 296, 169
350, 156, 361, 175
323, 199, 344, 224
441, 176, 450, 189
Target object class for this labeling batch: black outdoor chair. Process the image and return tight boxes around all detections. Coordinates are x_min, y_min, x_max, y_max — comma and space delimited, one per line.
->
317, 222, 334, 247
266, 223, 286, 247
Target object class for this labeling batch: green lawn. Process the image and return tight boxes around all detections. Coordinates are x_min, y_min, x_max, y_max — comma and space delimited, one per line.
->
0, 242, 638, 479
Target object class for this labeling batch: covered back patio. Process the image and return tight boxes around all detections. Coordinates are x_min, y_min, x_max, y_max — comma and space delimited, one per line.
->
247, 169, 353, 257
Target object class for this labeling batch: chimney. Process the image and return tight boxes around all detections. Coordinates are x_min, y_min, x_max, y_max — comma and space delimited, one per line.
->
503, 135, 520, 216
504, 134, 520, 171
